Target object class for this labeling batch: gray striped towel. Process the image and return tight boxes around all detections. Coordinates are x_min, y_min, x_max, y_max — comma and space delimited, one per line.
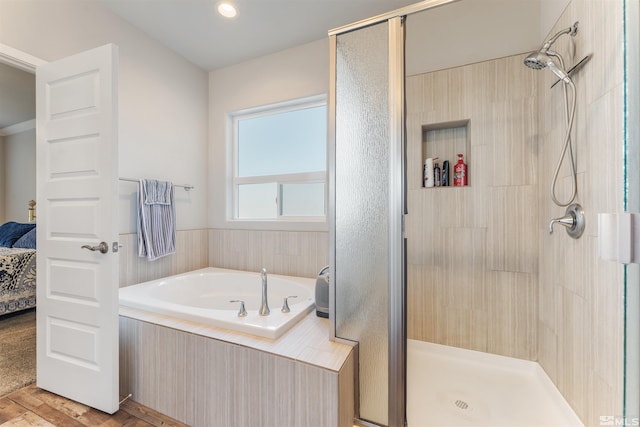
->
138, 179, 176, 261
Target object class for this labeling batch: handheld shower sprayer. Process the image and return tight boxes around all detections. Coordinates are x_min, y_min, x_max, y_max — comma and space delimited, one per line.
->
524, 22, 580, 208
524, 22, 578, 78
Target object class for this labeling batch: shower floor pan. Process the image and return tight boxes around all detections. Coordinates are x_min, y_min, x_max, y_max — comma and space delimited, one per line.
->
407, 339, 583, 427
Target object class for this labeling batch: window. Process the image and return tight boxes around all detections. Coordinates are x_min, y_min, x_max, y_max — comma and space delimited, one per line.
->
231, 96, 327, 222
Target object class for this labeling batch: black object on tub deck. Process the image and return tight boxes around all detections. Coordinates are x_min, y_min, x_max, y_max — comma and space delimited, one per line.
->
315, 266, 329, 318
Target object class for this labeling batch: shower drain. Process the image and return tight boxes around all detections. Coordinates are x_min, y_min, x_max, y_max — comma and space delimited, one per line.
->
454, 399, 469, 410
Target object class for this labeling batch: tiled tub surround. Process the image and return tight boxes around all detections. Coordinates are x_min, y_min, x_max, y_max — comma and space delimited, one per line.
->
119, 229, 210, 288
119, 229, 328, 287
119, 307, 355, 427
209, 229, 329, 279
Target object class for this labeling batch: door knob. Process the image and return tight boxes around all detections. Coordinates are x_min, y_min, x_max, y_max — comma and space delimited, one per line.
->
81, 242, 109, 254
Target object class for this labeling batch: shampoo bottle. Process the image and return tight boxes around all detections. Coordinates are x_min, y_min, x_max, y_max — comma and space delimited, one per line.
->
453, 153, 467, 186
424, 157, 434, 188
433, 158, 441, 187
442, 160, 450, 186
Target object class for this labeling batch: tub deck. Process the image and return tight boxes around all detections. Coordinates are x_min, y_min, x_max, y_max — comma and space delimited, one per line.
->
119, 306, 353, 373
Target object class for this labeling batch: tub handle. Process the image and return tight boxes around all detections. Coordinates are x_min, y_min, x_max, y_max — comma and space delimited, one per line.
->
281, 296, 297, 313
229, 300, 248, 317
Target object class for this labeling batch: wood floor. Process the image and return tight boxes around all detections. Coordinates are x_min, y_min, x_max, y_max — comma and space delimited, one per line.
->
0, 384, 189, 426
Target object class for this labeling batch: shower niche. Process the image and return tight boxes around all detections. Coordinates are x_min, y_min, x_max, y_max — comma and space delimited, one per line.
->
421, 119, 470, 187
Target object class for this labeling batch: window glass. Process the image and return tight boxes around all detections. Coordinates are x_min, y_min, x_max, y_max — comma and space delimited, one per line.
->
237, 105, 326, 177
280, 183, 325, 217
237, 183, 277, 219
232, 97, 327, 222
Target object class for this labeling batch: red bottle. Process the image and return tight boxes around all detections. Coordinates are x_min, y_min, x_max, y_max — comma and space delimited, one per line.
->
453, 153, 467, 186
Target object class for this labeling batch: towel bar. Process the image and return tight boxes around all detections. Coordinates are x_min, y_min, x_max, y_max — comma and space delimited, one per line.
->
119, 177, 194, 191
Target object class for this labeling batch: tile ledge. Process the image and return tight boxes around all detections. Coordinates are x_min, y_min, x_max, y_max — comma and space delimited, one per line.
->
119, 306, 354, 372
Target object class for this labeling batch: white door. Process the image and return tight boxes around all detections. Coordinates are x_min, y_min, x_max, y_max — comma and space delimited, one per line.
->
36, 44, 119, 414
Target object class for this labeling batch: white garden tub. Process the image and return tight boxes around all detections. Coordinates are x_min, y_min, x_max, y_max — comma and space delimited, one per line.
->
119, 267, 315, 339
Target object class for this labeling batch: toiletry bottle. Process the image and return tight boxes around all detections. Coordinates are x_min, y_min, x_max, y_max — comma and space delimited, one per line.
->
433, 158, 441, 187
424, 157, 434, 188
442, 160, 450, 186
453, 153, 467, 186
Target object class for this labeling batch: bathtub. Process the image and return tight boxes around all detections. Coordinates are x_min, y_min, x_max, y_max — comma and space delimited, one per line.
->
119, 267, 315, 339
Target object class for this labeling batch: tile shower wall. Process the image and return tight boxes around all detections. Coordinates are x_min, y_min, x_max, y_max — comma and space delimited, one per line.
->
406, 53, 539, 361
536, 1, 624, 425
208, 229, 329, 279
119, 229, 209, 287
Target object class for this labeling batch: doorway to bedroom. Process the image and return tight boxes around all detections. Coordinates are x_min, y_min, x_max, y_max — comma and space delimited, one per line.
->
0, 59, 37, 395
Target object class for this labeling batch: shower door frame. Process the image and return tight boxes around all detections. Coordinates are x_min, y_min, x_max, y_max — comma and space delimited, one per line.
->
328, 1, 457, 426
624, 0, 640, 421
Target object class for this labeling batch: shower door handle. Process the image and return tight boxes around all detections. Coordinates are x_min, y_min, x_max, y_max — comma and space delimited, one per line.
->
81, 241, 109, 254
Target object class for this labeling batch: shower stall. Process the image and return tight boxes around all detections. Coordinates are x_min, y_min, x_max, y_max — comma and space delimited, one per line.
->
330, 0, 637, 426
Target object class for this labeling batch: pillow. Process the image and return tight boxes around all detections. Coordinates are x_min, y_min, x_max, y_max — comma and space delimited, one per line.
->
0, 222, 36, 248
12, 227, 36, 249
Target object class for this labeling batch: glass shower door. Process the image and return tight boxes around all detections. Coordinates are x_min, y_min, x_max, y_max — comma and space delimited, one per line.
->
331, 17, 406, 426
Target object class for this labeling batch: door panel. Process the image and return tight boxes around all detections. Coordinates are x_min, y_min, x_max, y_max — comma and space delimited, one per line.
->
36, 44, 119, 414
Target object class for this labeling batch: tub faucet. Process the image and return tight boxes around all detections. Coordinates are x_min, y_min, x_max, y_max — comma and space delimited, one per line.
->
259, 267, 270, 316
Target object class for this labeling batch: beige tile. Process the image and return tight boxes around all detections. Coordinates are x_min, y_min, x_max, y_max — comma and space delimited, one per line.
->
119, 229, 209, 287
487, 271, 537, 360
120, 313, 354, 427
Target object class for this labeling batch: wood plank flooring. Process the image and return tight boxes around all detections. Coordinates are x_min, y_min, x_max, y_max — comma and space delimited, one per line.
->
0, 384, 189, 426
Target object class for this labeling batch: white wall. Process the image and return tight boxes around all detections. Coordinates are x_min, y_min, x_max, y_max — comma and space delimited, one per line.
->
3, 128, 35, 222
0, 136, 5, 224
0, 0, 209, 233
208, 38, 329, 230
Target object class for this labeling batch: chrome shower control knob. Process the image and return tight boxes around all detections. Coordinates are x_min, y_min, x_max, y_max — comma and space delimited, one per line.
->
548, 203, 585, 239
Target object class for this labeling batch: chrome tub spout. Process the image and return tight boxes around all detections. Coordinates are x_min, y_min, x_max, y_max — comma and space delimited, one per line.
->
259, 267, 270, 316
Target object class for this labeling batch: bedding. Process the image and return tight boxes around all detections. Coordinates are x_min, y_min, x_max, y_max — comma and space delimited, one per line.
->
0, 248, 36, 315
0, 222, 37, 316
0, 222, 35, 248
12, 227, 36, 249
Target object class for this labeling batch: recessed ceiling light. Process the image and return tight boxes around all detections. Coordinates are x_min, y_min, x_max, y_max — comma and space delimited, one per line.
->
217, 1, 238, 18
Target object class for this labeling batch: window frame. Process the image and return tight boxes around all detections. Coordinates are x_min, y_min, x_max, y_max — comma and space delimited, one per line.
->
227, 94, 328, 229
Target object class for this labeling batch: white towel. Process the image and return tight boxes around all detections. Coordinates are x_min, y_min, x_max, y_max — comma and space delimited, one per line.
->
137, 179, 176, 261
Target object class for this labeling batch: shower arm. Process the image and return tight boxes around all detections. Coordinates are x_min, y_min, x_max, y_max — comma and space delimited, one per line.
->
541, 22, 579, 53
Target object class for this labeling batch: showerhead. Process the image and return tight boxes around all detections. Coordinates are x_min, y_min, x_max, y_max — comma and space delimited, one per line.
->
524, 51, 549, 70
524, 21, 579, 83
524, 50, 572, 83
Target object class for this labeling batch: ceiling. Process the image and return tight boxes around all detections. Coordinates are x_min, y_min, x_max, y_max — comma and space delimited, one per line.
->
97, 0, 423, 71
98, 0, 568, 73
0, 0, 569, 130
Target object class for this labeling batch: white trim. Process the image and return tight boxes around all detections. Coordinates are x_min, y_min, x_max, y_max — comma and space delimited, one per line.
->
0, 118, 36, 136
0, 44, 47, 72
231, 94, 327, 118
233, 171, 325, 185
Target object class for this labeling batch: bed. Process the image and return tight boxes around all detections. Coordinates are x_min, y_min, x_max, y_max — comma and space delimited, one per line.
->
0, 220, 37, 316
